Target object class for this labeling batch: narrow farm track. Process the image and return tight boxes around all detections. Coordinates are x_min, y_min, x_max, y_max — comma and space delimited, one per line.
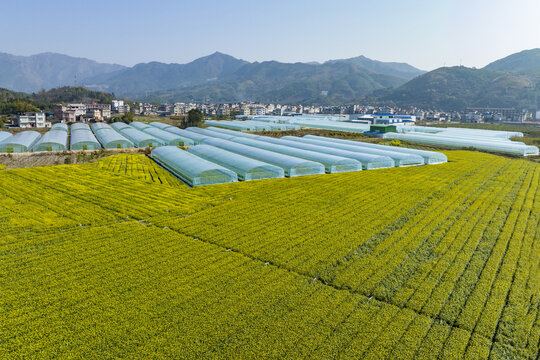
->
0, 152, 538, 359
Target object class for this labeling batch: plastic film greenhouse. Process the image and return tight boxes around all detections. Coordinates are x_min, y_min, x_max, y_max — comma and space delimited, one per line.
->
70, 130, 101, 150
188, 144, 284, 181
0, 131, 41, 153
164, 127, 210, 144
151, 146, 238, 186
205, 127, 262, 140
51, 123, 68, 132
94, 128, 134, 149
382, 132, 539, 156
231, 137, 362, 173
276, 136, 395, 169
91, 123, 112, 133
33, 130, 68, 152
204, 120, 255, 131
0, 131, 12, 143
118, 127, 163, 148
142, 127, 194, 146
185, 127, 240, 140
201, 137, 325, 177
303, 135, 448, 165
111, 122, 132, 132
71, 123, 91, 132
149, 122, 173, 130
302, 135, 424, 167
130, 122, 152, 131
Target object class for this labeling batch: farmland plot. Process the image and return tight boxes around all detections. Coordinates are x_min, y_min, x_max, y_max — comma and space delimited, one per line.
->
0, 151, 538, 359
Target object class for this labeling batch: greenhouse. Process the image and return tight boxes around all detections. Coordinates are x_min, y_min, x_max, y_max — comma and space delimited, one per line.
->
71, 123, 91, 132
130, 122, 152, 131
32, 130, 68, 152
0, 131, 41, 153
201, 138, 325, 177
276, 136, 395, 169
151, 146, 238, 186
288, 119, 370, 133
395, 125, 523, 139
142, 127, 194, 146
118, 127, 163, 148
231, 137, 361, 173
204, 120, 254, 131
0, 131, 12, 143
94, 128, 134, 149
149, 122, 174, 130
188, 144, 284, 181
382, 132, 539, 156
185, 127, 238, 140
70, 130, 101, 150
302, 136, 424, 167
111, 122, 132, 132
302, 136, 448, 165
164, 127, 210, 144
51, 123, 68, 132
205, 127, 262, 140
91, 123, 112, 133
247, 121, 300, 130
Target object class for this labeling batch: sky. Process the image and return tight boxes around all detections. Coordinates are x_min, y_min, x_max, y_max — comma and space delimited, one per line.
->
1, 0, 539, 71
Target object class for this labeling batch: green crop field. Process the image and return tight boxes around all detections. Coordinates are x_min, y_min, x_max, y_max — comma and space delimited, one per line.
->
1, 151, 538, 359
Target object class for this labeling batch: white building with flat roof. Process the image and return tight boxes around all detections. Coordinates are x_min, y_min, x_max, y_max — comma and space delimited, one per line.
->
15, 112, 51, 128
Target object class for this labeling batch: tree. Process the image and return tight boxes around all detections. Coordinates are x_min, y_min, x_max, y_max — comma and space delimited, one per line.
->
185, 108, 204, 128
121, 111, 134, 123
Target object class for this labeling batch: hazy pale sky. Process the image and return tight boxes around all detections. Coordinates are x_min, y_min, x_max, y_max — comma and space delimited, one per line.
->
2, 0, 539, 70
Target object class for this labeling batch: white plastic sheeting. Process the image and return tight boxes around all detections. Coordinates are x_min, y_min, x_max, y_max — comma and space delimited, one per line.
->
383, 132, 538, 156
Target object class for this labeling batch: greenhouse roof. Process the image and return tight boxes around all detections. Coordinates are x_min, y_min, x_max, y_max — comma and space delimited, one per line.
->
185, 127, 238, 140
142, 127, 194, 146
71, 123, 91, 132
32, 130, 68, 151
303, 135, 447, 165
188, 144, 284, 181
51, 123, 68, 132
151, 146, 238, 186
302, 135, 424, 167
111, 122, 132, 131
94, 128, 134, 149
0, 131, 13, 143
149, 122, 173, 130
70, 130, 101, 150
130, 122, 152, 131
277, 136, 395, 169
118, 127, 163, 148
91, 123, 112, 132
382, 132, 539, 156
0, 131, 41, 151
205, 127, 262, 140
231, 137, 362, 173
164, 127, 210, 144
201, 137, 325, 177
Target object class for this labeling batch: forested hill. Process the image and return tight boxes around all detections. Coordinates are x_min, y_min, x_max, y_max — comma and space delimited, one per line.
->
367, 51, 540, 111
0, 87, 116, 114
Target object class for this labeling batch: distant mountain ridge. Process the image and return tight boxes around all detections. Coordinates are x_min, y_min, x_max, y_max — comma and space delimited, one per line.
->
0, 52, 125, 93
84, 52, 249, 95
325, 55, 425, 80
145, 60, 407, 104
0, 50, 426, 103
2, 49, 539, 109
483, 48, 540, 72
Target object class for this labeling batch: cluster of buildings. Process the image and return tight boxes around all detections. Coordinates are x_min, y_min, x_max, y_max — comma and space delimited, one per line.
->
8, 99, 538, 128
11, 100, 130, 128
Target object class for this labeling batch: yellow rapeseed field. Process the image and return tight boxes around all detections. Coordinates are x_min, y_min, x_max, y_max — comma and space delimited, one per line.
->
0, 152, 538, 359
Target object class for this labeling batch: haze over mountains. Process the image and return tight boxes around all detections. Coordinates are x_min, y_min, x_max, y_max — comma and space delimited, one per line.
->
0, 49, 539, 110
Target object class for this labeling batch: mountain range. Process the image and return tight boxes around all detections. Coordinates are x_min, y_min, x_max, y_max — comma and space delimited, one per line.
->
0, 49, 539, 110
